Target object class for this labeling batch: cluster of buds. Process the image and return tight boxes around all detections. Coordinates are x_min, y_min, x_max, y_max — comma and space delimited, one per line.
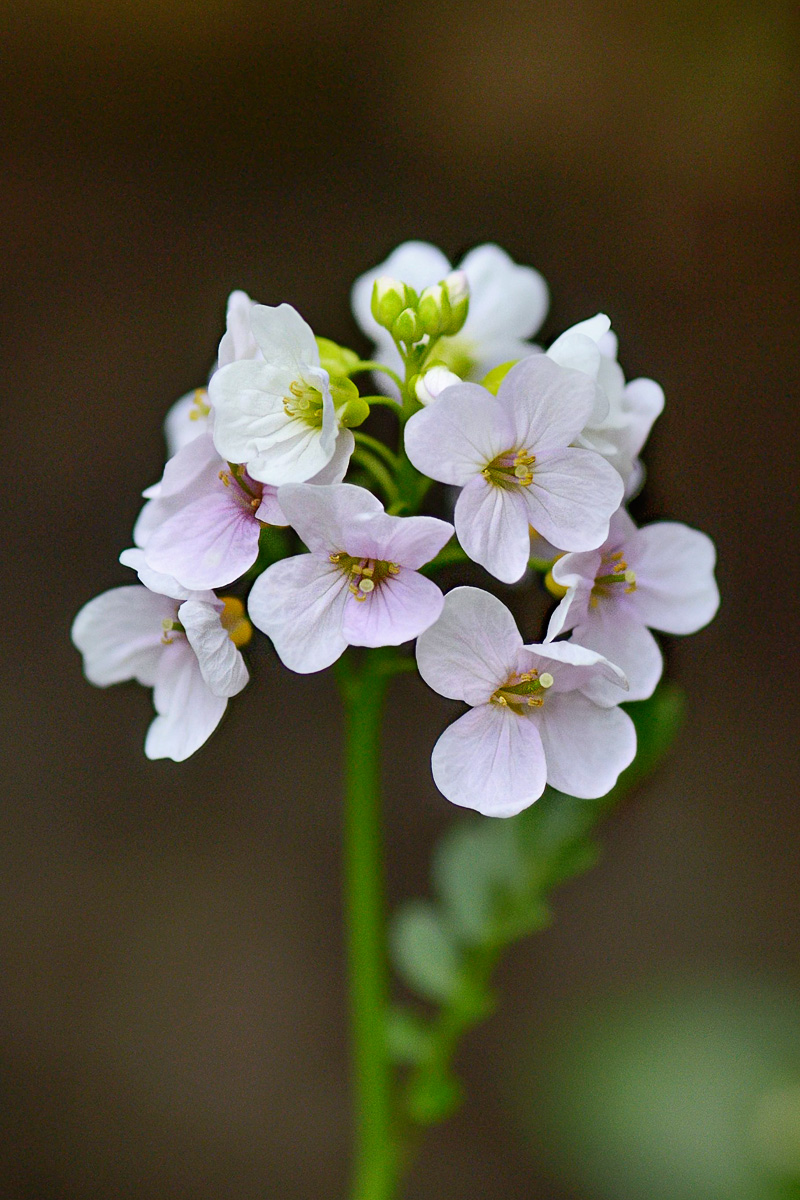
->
73, 241, 719, 814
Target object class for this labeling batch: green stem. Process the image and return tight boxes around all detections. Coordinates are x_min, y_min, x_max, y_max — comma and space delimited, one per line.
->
337, 650, 398, 1200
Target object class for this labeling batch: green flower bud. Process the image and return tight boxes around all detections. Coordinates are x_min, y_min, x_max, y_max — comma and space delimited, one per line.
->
315, 337, 360, 377
417, 284, 451, 337
330, 376, 370, 428
371, 276, 410, 331
481, 360, 518, 395
442, 270, 470, 336
392, 306, 423, 344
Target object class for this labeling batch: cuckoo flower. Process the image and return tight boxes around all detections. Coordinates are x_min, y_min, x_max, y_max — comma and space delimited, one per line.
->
71, 571, 250, 762
546, 508, 719, 702
352, 241, 549, 392
248, 483, 454, 673
134, 430, 350, 592
208, 303, 357, 485
416, 587, 635, 815
404, 354, 624, 583
164, 290, 261, 457
547, 313, 665, 495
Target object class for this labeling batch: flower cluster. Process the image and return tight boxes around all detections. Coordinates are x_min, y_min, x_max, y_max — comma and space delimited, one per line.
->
73, 241, 718, 810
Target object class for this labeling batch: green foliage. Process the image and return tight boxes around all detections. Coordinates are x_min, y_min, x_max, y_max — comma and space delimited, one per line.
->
388, 682, 685, 1125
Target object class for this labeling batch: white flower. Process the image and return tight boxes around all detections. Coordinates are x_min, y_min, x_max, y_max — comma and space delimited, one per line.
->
546, 508, 719, 702
404, 355, 624, 583
208, 303, 355, 485
71, 570, 249, 762
415, 366, 462, 406
248, 483, 454, 673
547, 313, 665, 495
416, 587, 635, 815
352, 241, 549, 392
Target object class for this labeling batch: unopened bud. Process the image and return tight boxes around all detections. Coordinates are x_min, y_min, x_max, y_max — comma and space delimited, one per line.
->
415, 366, 461, 406
417, 284, 451, 337
371, 276, 409, 330
331, 376, 370, 428
392, 306, 423, 345
442, 270, 470, 336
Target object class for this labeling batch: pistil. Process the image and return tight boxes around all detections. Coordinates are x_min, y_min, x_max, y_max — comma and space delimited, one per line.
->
482, 448, 536, 489
492, 668, 554, 709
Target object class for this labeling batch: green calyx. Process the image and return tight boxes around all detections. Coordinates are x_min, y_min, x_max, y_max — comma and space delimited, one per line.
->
481, 360, 518, 395
316, 336, 361, 378
331, 375, 370, 428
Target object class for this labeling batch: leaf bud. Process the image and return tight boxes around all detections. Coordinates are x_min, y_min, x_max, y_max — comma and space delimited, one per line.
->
371, 276, 410, 331
392, 306, 423, 345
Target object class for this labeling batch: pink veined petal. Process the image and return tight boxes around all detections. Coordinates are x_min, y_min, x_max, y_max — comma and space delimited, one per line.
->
248, 303, 320, 371
416, 586, 522, 706
498, 355, 599, 453
71, 586, 174, 688
144, 491, 261, 591
276, 483, 384, 556
179, 600, 249, 698
255, 486, 288, 526
536, 693, 637, 798
546, 549, 601, 640
521, 639, 628, 704
430, 704, 548, 817
455, 476, 533, 583
404, 384, 515, 486
344, 511, 454, 571
627, 522, 719, 634
571, 606, 663, 704
341, 569, 444, 648
145, 642, 227, 762
521, 447, 623, 551
247, 555, 350, 673
134, 432, 222, 546
459, 244, 549, 342
119, 548, 198, 601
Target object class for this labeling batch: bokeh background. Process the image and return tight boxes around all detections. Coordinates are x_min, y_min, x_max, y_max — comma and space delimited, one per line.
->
2, 1, 799, 1196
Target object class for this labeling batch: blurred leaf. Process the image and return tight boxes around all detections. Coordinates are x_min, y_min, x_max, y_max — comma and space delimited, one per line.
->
406, 1067, 464, 1125
390, 900, 461, 1003
432, 818, 523, 944
386, 1006, 433, 1065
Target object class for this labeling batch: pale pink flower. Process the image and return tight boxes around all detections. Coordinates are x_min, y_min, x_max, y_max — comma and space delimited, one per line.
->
546, 508, 719, 702
248, 483, 454, 673
71, 572, 249, 762
404, 355, 624, 583
416, 587, 635, 815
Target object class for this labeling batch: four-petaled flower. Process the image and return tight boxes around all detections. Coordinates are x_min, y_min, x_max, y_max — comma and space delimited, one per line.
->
209, 303, 356, 485
546, 508, 719, 702
248, 483, 454, 673
416, 587, 636, 815
404, 354, 624, 582
71, 561, 250, 761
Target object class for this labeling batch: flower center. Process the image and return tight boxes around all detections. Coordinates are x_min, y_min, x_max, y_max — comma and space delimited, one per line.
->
283, 378, 325, 426
160, 613, 184, 645
482, 448, 536, 489
329, 553, 401, 602
491, 668, 553, 710
217, 463, 265, 516
189, 388, 210, 422
590, 549, 637, 607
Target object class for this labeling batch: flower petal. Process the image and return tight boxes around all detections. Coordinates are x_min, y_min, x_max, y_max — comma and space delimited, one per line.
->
404, 384, 515, 486
348, 512, 454, 571
71, 585, 173, 687
498, 355, 599, 452
341, 569, 444, 647
431, 704, 547, 816
217, 290, 260, 368
459, 243, 549, 342
119, 548, 200, 602
144, 492, 260, 590
629, 522, 719, 633
522, 638, 628, 703
247, 554, 349, 673
455, 476, 532, 583
537, 693, 636, 798
179, 600, 249, 698
145, 643, 227, 762
571, 607, 663, 704
545, 549, 601, 639
248, 303, 320, 371
276, 483, 384, 556
416, 586, 522, 705
522, 447, 623, 551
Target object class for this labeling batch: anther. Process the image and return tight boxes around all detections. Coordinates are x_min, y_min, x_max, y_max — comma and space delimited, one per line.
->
218, 470, 231, 486
329, 553, 341, 563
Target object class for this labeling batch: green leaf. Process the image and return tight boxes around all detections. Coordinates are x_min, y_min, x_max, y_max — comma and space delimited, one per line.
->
432, 818, 524, 945
390, 900, 461, 1003
386, 1006, 432, 1065
406, 1068, 464, 1125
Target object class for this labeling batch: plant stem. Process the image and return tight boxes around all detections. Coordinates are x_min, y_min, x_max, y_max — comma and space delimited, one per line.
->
337, 650, 398, 1200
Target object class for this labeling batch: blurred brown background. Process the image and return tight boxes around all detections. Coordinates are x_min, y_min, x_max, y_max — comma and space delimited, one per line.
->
1, 1, 799, 1197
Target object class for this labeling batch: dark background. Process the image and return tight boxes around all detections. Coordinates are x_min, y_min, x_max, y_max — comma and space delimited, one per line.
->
2, 1, 799, 1196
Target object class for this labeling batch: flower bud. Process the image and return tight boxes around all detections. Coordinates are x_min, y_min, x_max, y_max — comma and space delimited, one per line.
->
417, 284, 451, 337
415, 365, 461, 406
315, 336, 360, 377
331, 377, 370, 428
392, 306, 423, 344
481, 360, 517, 395
371, 276, 410, 330
442, 270, 470, 336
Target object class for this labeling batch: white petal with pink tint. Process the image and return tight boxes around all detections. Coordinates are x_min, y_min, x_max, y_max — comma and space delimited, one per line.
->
416, 587, 522, 706
431, 704, 548, 817
537, 693, 636, 798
